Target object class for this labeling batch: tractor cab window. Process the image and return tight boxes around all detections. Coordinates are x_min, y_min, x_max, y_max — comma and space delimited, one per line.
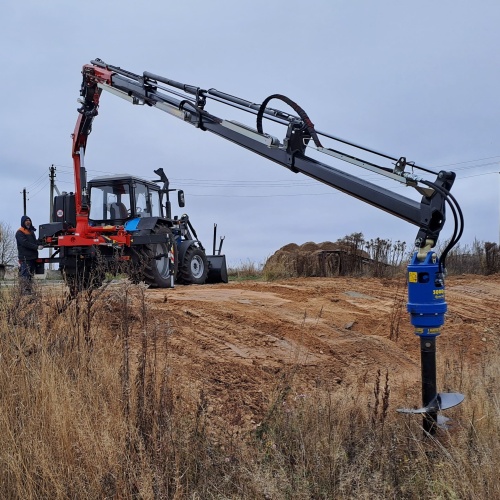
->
134, 183, 161, 217
89, 183, 131, 223
149, 190, 162, 217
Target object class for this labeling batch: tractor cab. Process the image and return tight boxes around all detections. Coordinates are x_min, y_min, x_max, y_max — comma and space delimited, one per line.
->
87, 174, 163, 226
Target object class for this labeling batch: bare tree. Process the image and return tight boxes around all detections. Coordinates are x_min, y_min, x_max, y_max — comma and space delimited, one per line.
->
0, 222, 18, 266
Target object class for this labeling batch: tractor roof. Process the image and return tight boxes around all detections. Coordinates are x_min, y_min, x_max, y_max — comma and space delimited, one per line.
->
88, 174, 160, 190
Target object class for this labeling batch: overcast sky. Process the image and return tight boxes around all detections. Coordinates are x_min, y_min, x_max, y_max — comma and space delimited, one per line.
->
1, 1, 499, 267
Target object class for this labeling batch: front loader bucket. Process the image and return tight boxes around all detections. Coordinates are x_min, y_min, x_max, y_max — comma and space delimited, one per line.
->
206, 255, 228, 283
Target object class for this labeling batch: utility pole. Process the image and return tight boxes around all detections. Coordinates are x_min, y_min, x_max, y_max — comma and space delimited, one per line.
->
48, 165, 59, 270
49, 165, 56, 223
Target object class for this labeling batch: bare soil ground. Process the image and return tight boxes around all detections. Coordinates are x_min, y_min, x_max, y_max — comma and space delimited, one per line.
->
139, 273, 500, 432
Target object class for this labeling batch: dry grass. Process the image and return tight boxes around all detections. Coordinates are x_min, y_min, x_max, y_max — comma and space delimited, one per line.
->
0, 279, 499, 498
227, 259, 263, 281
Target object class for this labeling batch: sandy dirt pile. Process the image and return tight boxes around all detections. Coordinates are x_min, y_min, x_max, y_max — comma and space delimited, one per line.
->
263, 241, 370, 278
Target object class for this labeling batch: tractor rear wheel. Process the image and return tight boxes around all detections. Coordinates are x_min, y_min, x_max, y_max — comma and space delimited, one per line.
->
132, 225, 177, 288
177, 246, 208, 285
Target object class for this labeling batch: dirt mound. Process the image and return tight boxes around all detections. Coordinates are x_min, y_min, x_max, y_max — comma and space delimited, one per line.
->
298, 241, 320, 252
280, 243, 300, 252
263, 241, 368, 278
318, 241, 340, 251
263, 242, 341, 278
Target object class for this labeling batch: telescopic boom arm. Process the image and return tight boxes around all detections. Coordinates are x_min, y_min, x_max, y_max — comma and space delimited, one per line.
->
77, 58, 460, 252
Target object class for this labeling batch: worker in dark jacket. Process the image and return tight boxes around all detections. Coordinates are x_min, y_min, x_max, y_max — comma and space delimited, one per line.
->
16, 215, 42, 294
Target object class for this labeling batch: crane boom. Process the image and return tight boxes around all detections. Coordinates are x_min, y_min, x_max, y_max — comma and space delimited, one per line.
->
77, 59, 457, 250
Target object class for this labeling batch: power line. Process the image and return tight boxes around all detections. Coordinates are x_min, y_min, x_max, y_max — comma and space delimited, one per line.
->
188, 191, 340, 198
29, 180, 50, 199
450, 161, 500, 172
456, 170, 500, 179
25, 171, 49, 190
432, 155, 500, 169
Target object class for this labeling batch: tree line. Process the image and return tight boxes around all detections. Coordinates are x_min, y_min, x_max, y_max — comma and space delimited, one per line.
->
336, 232, 500, 277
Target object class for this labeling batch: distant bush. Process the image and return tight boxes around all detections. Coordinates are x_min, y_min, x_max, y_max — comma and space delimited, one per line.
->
0, 221, 17, 268
440, 239, 500, 275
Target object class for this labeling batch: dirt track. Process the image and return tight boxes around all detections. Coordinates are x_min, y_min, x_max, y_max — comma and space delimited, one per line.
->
143, 274, 500, 430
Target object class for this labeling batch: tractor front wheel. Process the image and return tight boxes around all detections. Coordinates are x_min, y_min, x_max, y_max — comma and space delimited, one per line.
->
177, 246, 208, 285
